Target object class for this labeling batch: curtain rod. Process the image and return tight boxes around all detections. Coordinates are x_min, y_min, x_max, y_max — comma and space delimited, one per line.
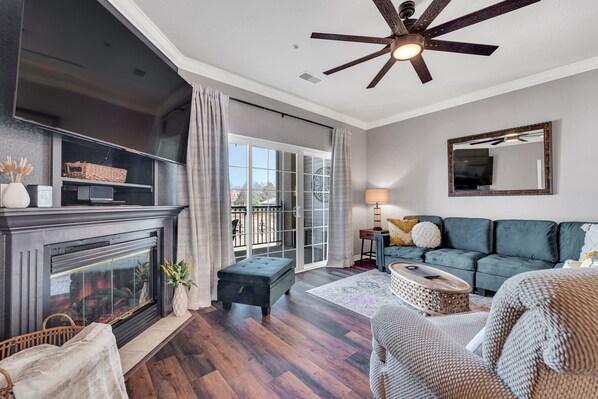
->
230, 97, 334, 131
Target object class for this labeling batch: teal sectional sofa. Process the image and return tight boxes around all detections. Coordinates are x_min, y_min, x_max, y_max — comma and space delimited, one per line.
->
376, 215, 593, 292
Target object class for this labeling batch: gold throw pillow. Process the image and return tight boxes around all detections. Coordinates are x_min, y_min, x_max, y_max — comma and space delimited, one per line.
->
387, 218, 419, 246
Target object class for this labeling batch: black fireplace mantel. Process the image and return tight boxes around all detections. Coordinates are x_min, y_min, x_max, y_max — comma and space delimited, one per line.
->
0, 205, 184, 232
0, 205, 185, 341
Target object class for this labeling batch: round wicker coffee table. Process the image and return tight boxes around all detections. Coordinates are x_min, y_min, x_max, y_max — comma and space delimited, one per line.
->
389, 262, 472, 315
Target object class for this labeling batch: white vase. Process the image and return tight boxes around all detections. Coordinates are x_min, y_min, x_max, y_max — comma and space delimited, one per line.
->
2, 183, 30, 208
172, 285, 188, 317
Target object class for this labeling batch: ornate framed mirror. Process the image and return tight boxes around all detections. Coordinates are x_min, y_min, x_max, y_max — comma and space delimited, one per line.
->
448, 122, 552, 197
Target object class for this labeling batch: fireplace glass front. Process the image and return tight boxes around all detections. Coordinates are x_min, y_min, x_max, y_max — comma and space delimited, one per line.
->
50, 248, 155, 325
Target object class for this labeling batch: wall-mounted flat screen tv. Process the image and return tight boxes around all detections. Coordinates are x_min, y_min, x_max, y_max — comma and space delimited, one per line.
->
14, 0, 192, 164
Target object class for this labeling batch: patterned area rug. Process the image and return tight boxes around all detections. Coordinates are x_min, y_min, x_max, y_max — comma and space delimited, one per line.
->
307, 269, 493, 318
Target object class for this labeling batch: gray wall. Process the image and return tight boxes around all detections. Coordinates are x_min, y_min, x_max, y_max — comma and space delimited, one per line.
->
366, 69, 598, 223
178, 70, 368, 255
1, 0, 52, 186
488, 142, 544, 191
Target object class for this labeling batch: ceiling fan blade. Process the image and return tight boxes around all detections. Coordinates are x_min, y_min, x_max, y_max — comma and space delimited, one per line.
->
425, 40, 498, 56
367, 58, 396, 89
470, 138, 504, 145
424, 0, 541, 39
324, 47, 391, 75
311, 32, 394, 45
410, 0, 452, 33
372, 0, 409, 36
518, 138, 528, 142
410, 55, 433, 84
491, 139, 505, 146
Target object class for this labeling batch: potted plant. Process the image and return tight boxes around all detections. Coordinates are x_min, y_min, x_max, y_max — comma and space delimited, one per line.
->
0, 157, 33, 208
161, 259, 196, 316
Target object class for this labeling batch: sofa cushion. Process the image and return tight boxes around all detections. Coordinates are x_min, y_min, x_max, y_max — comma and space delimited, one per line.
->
443, 217, 493, 254
558, 222, 589, 262
217, 257, 294, 285
477, 254, 555, 278
424, 248, 486, 271
494, 220, 558, 262
384, 245, 429, 261
405, 215, 443, 235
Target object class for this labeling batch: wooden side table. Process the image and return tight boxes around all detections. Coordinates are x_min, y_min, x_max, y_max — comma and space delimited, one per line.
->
359, 228, 389, 263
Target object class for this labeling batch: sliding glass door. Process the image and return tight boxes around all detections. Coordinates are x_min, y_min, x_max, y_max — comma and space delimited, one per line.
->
228, 136, 330, 272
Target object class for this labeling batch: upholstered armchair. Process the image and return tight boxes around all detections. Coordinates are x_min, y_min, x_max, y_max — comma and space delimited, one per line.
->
370, 268, 598, 398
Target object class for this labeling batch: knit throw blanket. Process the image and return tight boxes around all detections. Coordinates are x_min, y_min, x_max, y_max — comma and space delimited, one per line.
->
0, 323, 128, 399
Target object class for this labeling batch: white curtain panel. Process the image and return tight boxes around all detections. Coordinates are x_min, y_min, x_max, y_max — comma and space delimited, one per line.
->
177, 85, 235, 308
327, 128, 354, 268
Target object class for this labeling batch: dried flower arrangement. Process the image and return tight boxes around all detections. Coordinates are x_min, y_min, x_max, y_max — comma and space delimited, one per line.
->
0, 157, 33, 183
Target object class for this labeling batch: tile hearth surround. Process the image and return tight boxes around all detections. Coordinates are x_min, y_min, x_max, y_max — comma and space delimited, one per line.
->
120, 312, 194, 375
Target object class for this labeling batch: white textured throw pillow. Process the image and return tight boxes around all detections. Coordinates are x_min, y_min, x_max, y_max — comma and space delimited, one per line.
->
411, 222, 441, 249
580, 223, 598, 260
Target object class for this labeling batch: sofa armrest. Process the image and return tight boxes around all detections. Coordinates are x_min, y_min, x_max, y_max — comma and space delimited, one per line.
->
371, 305, 515, 399
375, 234, 390, 271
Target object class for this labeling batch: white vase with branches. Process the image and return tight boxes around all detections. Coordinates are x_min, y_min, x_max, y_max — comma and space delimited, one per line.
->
0, 157, 33, 209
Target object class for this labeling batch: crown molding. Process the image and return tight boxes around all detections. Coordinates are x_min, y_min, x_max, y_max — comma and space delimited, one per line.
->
107, 0, 368, 130
176, 57, 368, 129
107, 1, 598, 133
366, 56, 598, 129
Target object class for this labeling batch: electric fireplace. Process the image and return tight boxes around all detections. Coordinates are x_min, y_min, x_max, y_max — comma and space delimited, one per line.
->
47, 234, 158, 328
0, 206, 182, 346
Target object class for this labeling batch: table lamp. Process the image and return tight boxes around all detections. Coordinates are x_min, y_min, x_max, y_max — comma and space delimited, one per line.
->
365, 188, 389, 230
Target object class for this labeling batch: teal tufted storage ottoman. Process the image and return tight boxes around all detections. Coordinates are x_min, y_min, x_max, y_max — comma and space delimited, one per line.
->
217, 257, 295, 316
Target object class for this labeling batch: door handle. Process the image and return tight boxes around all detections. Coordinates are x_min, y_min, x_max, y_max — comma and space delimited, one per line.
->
293, 206, 302, 218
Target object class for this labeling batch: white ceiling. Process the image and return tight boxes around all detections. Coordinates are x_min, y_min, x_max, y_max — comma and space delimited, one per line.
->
126, 0, 598, 128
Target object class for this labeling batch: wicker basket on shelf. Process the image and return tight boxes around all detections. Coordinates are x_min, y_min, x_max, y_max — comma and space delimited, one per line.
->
64, 162, 127, 183
0, 314, 84, 398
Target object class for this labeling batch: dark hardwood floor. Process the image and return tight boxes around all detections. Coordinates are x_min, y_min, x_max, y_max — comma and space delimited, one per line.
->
126, 265, 375, 399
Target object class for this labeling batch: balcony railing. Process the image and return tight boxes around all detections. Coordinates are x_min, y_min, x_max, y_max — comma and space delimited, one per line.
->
231, 204, 283, 248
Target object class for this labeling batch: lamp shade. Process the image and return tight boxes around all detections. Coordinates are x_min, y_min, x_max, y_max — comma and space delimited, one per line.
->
365, 188, 388, 204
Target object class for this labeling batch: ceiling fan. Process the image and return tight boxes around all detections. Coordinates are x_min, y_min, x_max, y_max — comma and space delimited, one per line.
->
311, 0, 541, 88
470, 132, 542, 146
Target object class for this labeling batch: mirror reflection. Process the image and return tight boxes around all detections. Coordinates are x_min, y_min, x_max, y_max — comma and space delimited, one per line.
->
448, 122, 552, 196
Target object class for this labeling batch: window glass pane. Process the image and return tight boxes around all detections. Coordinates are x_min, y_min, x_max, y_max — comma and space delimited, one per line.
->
252, 168, 269, 189
303, 156, 312, 174
283, 191, 296, 210
281, 230, 296, 251
304, 211, 312, 228
304, 246, 312, 265
313, 244, 326, 262
269, 150, 280, 170
312, 157, 324, 172
252, 246, 268, 255
268, 252, 283, 259
284, 153, 297, 172
312, 227, 325, 245
282, 251, 296, 267
252, 147, 268, 168
304, 173, 313, 191
324, 158, 331, 169
268, 170, 279, 189
283, 172, 296, 191
229, 167, 247, 189
305, 228, 313, 245
283, 211, 296, 230
230, 190, 247, 207
229, 143, 247, 167
313, 210, 325, 227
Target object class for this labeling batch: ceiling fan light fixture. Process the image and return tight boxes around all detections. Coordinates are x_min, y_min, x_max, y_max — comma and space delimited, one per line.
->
391, 34, 424, 61
504, 134, 520, 143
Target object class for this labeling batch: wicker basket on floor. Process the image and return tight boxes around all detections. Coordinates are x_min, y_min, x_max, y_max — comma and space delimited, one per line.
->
0, 314, 84, 398
64, 162, 127, 183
